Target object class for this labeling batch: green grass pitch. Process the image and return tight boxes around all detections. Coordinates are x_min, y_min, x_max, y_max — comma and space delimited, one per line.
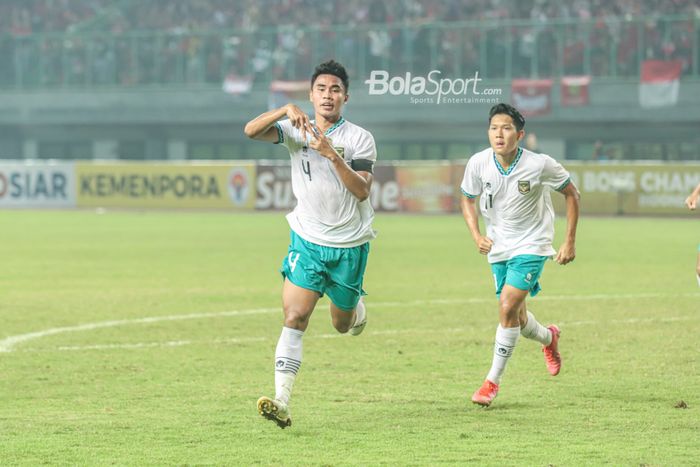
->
0, 210, 698, 465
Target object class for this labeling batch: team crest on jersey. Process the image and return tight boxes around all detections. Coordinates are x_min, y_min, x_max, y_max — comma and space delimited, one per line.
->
518, 180, 531, 194
334, 146, 345, 158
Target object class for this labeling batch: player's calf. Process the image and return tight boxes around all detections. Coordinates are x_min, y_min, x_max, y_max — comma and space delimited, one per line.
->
349, 298, 367, 336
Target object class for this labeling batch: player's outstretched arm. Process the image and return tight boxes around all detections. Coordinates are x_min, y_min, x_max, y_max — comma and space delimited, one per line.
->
460, 196, 493, 255
555, 182, 580, 265
685, 182, 700, 210
244, 104, 313, 143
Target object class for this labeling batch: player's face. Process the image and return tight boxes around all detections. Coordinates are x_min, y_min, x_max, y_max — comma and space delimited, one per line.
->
488, 114, 524, 158
310, 74, 348, 121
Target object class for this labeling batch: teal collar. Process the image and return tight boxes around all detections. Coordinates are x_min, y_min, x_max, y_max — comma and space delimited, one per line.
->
493, 147, 523, 176
323, 116, 345, 136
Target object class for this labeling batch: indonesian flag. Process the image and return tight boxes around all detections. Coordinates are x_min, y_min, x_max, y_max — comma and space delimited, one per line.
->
639, 60, 682, 108
269, 80, 309, 99
222, 74, 253, 95
268, 80, 310, 110
561, 76, 590, 106
511, 79, 553, 116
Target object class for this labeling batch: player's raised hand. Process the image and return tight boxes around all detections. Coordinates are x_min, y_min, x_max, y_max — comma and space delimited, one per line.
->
685, 194, 698, 210
308, 125, 338, 160
476, 235, 493, 255
285, 104, 313, 142
555, 241, 576, 265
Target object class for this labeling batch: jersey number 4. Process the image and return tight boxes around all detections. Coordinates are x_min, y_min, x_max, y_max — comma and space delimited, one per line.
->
301, 160, 311, 181
288, 252, 300, 272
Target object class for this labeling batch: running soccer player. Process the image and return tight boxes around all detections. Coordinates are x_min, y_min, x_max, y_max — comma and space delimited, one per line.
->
244, 60, 377, 428
460, 103, 580, 407
684, 182, 700, 286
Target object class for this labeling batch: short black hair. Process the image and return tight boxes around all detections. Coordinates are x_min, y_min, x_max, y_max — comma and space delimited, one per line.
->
311, 60, 349, 92
489, 103, 525, 131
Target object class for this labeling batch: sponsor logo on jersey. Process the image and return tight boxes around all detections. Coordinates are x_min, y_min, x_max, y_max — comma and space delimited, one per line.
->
518, 180, 531, 194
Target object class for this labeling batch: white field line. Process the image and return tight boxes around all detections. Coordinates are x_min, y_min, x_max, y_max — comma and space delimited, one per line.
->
0, 307, 280, 353
55, 336, 269, 351
42, 314, 697, 353
2, 292, 699, 353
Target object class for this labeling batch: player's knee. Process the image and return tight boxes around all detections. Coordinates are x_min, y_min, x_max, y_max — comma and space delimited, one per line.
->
331, 314, 352, 333
498, 297, 522, 324
283, 304, 310, 329
498, 297, 519, 316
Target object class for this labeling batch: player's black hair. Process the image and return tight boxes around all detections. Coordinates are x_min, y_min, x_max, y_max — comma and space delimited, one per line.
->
489, 103, 525, 131
311, 60, 349, 92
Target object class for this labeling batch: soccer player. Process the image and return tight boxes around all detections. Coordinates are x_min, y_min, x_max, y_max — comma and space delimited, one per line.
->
243, 60, 377, 428
460, 103, 580, 407
684, 182, 700, 286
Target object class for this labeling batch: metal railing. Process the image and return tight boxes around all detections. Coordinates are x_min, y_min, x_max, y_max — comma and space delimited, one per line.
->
1, 15, 696, 89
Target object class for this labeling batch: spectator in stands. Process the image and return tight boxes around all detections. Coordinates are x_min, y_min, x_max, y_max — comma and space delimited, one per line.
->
525, 133, 541, 153
0, 0, 697, 88
591, 140, 610, 162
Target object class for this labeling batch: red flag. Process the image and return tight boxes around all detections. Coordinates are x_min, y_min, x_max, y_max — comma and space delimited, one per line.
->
561, 76, 590, 106
511, 79, 553, 116
269, 80, 309, 99
268, 80, 310, 110
639, 60, 682, 108
222, 74, 252, 95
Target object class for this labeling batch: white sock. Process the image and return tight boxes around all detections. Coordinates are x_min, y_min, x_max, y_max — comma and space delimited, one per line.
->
274, 326, 304, 405
520, 310, 552, 346
486, 325, 520, 385
352, 298, 366, 327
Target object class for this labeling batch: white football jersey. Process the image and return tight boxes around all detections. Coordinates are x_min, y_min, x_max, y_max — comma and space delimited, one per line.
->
461, 147, 571, 263
275, 117, 377, 247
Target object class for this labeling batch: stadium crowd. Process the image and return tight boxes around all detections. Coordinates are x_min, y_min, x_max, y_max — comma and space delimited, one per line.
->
0, 0, 697, 87
2, 0, 697, 34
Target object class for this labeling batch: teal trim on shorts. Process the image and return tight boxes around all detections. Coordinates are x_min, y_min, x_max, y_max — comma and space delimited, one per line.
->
280, 230, 369, 311
490, 254, 548, 298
